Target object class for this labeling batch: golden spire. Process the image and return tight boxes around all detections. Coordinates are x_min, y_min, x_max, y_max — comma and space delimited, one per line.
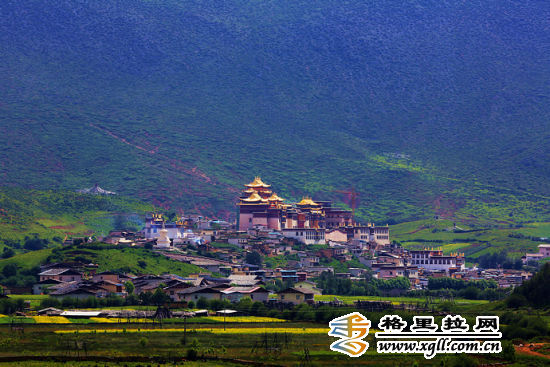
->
245, 176, 271, 188
267, 192, 285, 202
297, 197, 319, 206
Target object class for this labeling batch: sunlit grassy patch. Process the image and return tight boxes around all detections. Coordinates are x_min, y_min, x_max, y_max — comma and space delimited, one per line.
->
0, 316, 35, 324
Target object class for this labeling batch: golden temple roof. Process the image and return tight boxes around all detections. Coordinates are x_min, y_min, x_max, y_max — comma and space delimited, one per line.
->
243, 188, 256, 194
241, 192, 263, 202
267, 193, 285, 202
297, 197, 319, 206
245, 177, 271, 188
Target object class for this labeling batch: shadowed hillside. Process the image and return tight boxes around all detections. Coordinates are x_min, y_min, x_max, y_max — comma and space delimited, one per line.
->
1, 0, 549, 223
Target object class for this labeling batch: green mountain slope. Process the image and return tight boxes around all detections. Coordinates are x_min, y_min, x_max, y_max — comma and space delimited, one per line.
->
0, 187, 154, 243
1, 1, 549, 223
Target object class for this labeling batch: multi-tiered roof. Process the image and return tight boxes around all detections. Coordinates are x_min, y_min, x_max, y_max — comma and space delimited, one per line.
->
239, 177, 286, 208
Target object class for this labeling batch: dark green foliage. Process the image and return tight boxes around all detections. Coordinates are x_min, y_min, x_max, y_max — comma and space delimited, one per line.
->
124, 281, 134, 295
509, 262, 550, 308
1, 247, 15, 259
151, 287, 170, 305
0, 298, 24, 315
2, 263, 17, 277
186, 345, 199, 361
499, 340, 516, 363
244, 251, 262, 266
24, 237, 48, 251
478, 252, 523, 270
39, 297, 61, 309
1, 1, 550, 223
196, 297, 208, 309
315, 271, 409, 296
501, 312, 549, 340
428, 277, 497, 291
449, 354, 478, 367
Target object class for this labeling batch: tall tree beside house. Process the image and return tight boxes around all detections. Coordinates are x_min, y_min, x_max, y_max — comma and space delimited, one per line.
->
124, 281, 134, 295
152, 287, 170, 306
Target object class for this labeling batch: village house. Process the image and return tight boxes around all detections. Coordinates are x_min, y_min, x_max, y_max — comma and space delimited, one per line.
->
177, 284, 232, 302
537, 244, 550, 257
293, 281, 323, 295
39, 268, 84, 283
32, 279, 65, 295
163, 278, 205, 301
221, 286, 270, 302
277, 287, 315, 305
92, 271, 121, 283
409, 249, 464, 274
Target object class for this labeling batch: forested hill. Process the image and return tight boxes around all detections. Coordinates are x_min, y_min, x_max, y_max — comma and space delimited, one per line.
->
1, 1, 549, 223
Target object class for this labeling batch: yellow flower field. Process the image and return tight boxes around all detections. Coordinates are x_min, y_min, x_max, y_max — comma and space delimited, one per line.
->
89, 317, 117, 323
204, 316, 286, 323
32, 316, 71, 324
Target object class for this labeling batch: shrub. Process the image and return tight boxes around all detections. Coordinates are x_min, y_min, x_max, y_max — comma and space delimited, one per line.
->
139, 337, 148, 347
1, 248, 15, 259
186, 348, 198, 361
500, 340, 515, 362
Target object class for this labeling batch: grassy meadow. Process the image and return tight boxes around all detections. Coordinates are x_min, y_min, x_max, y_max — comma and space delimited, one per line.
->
0, 320, 543, 366
390, 219, 550, 260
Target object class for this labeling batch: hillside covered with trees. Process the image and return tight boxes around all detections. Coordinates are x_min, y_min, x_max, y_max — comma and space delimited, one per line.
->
1, 1, 550, 224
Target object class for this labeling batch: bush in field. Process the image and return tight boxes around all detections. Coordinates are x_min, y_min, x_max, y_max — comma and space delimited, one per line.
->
24, 237, 48, 251
196, 297, 208, 309
501, 312, 549, 340
186, 348, 198, 361
505, 293, 528, 308
0, 298, 23, 314
1, 247, 15, 259
139, 337, 148, 347
500, 340, 516, 362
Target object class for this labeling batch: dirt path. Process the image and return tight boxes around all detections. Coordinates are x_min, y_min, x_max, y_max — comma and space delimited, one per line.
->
514, 343, 550, 359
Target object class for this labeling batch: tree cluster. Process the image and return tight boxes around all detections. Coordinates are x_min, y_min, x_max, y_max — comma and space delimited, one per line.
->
315, 271, 410, 296
506, 262, 550, 308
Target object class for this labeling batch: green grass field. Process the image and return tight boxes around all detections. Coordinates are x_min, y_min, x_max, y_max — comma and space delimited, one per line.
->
0, 249, 53, 272
46, 245, 207, 276
7, 295, 49, 309
0, 320, 539, 366
390, 219, 550, 260
315, 294, 489, 306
